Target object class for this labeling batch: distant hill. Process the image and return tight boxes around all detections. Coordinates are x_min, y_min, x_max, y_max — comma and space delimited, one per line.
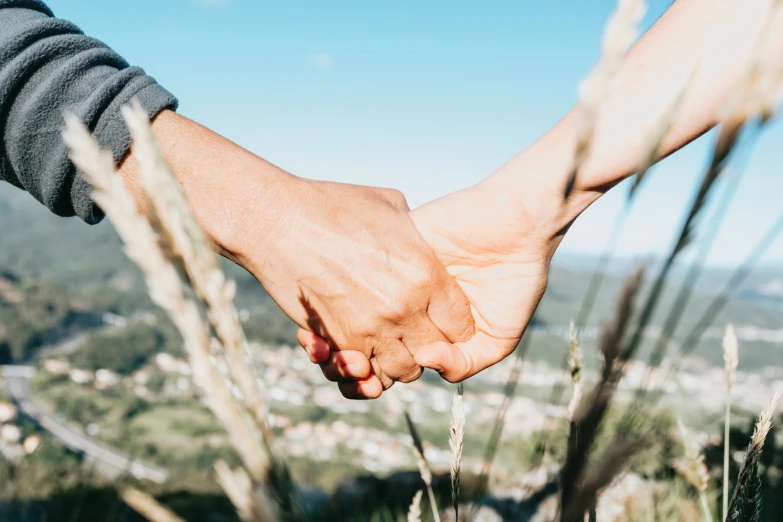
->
2, 183, 782, 370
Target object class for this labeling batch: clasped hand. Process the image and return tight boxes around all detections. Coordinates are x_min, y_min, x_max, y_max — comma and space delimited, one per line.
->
286, 174, 568, 399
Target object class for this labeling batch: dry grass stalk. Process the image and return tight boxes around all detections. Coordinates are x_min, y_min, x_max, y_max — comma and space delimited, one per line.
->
676, 421, 712, 522
727, 391, 780, 521
467, 333, 533, 522
407, 489, 424, 522
62, 116, 269, 480
722, 323, 738, 522
723, 324, 739, 388
559, 270, 644, 522
621, 120, 737, 368
629, 62, 699, 198
404, 411, 440, 522
723, 0, 783, 125
215, 460, 277, 522
628, 17, 783, 396
619, 17, 783, 367
564, 0, 647, 196
561, 438, 641, 521
121, 103, 267, 428
749, 391, 779, 459
120, 106, 299, 517
62, 115, 303, 521
567, 321, 583, 421
449, 383, 465, 520
121, 487, 186, 522
476, 333, 529, 486
675, 209, 783, 364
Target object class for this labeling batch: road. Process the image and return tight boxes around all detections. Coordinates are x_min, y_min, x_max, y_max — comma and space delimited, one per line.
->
5, 371, 168, 484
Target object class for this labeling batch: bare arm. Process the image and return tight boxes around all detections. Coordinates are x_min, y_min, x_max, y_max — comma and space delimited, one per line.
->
485, 0, 777, 232
307, 0, 783, 390
117, 110, 475, 398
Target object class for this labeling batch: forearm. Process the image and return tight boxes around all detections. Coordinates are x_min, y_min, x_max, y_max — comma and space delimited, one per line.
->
117, 110, 297, 265
484, 0, 775, 233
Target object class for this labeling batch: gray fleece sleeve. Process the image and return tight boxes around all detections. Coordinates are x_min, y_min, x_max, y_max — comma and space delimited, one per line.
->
0, 0, 178, 224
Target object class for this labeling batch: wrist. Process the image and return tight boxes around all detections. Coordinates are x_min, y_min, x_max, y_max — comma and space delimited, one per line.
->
121, 111, 300, 268
209, 164, 301, 268
478, 112, 600, 246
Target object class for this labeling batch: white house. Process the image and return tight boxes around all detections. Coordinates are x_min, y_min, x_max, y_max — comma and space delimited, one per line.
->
1, 424, 22, 444
0, 402, 17, 423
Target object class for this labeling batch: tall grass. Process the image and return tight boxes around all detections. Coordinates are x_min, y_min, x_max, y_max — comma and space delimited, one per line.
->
564, 0, 647, 197
722, 324, 739, 522
675, 420, 712, 522
121, 488, 186, 522
53, 1, 783, 521
404, 412, 440, 522
407, 490, 423, 522
449, 384, 465, 520
63, 109, 293, 521
727, 391, 780, 521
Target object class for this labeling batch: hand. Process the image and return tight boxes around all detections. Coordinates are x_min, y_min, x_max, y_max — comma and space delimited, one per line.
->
300, 165, 573, 395
117, 112, 474, 399
232, 178, 475, 398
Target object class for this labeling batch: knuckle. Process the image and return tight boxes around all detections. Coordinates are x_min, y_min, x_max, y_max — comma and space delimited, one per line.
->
407, 257, 437, 290
396, 365, 423, 384
383, 300, 409, 325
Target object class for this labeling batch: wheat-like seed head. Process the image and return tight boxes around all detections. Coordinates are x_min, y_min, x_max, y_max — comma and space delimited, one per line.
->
676, 420, 710, 493
723, 324, 739, 389
726, 391, 780, 519
407, 490, 424, 522
413, 445, 432, 487
449, 384, 465, 519
121, 103, 269, 426
116, 109, 306, 517
63, 115, 269, 481
567, 321, 584, 420
580, 0, 646, 110
751, 390, 780, 455
565, 0, 647, 196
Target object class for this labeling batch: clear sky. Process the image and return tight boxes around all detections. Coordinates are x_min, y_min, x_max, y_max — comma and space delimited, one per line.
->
44, 0, 783, 267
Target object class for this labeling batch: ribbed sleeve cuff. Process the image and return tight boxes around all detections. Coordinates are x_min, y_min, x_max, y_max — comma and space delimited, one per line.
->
72, 79, 178, 224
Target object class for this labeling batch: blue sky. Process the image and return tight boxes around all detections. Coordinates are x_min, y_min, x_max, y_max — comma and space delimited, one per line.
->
44, 0, 783, 266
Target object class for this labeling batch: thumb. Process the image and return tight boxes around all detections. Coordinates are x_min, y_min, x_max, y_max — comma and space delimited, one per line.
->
415, 333, 515, 383
426, 266, 476, 343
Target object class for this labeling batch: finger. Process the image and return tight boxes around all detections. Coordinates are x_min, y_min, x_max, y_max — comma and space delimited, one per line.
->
426, 265, 476, 344
371, 339, 420, 385
369, 357, 395, 390
320, 351, 372, 382
414, 333, 514, 383
297, 329, 331, 364
373, 350, 423, 384
338, 376, 384, 400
